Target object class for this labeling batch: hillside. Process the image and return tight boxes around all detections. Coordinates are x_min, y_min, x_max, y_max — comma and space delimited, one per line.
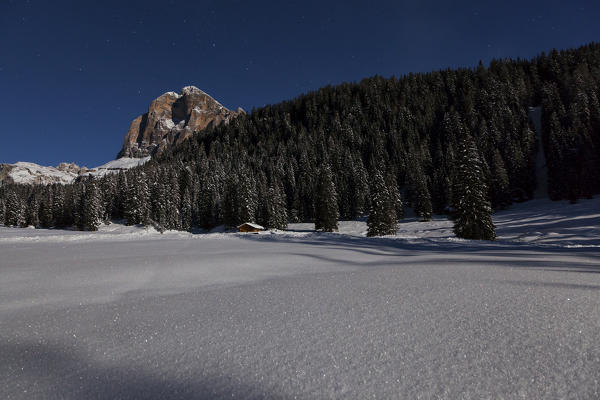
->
1, 43, 600, 232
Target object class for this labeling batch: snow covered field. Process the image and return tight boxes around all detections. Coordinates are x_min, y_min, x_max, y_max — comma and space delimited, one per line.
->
1, 198, 599, 399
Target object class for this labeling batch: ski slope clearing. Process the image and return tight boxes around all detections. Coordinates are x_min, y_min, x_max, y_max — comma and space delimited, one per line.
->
1, 198, 599, 399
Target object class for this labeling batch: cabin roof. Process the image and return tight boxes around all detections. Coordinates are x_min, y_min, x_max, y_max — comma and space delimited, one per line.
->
237, 222, 265, 230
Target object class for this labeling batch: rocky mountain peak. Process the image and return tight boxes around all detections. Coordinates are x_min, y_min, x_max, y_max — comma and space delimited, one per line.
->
118, 86, 243, 158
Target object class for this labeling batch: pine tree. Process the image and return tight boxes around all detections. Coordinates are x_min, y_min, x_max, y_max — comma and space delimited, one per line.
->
180, 187, 193, 231
25, 195, 40, 227
407, 156, 432, 222
265, 183, 287, 230
367, 170, 397, 236
222, 176, 238, 227
413, 175, 432, 222
489, 149, 510, 209
100, 176, 116, 222
0, 198, 5, 225
166, 169, 181, 230
386, 172, 403, 220
123, 176, 139, 226
5, 190, 24, 227
197, 176, 217, 229
137, 172, 151, 226
39, 189, 54, 228
314, 164, 339, 232
82, 179, 102, 231
72, 184, 84, 230
62, 185, 76, 228
54, 186, 68, 227
238, 172, 258, 224
452, 134, 496, 240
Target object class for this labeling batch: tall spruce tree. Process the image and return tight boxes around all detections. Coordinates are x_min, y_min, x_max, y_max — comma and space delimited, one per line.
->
5, 190, 24, 227
238, 172, 258, 224
489, 149, 511, 209
452, 134, 496, 240
0, 198, 5, 225
386, 172, 404, 220
39, 189, 54, 228
314, 164, 339, 232
82, 179, 102, 231
52, 186, 65, 227
413, 175, 432, 222
25, 195, 40, 227
367, 170, 397, 236
265, 183, 287, 230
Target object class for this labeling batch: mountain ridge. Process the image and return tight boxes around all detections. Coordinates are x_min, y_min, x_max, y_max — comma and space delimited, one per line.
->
118, 86, 244, 158
0, 157, 151, 185
0, 86, 240, 186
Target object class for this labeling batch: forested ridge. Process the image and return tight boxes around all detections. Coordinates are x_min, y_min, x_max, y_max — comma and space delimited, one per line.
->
2, 43, 599, 234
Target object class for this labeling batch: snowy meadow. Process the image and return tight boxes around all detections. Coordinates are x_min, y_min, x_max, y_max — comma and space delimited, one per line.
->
1, 198, 599, 399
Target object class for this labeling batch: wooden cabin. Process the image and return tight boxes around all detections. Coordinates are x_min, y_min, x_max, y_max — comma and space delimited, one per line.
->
237, 222, 265, 233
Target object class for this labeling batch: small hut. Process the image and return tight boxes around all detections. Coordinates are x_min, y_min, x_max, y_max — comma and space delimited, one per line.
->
237, 222, 265, 233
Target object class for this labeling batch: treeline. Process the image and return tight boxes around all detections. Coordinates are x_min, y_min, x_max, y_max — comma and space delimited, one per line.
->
1, 43, 599, 235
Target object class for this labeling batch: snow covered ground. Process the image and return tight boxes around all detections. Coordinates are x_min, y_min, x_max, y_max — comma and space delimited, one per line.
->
1, 198, 599, 399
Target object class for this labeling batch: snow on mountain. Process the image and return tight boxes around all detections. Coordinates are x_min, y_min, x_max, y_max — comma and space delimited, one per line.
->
0, 162, 81, 185
0, 157, 150, 185
84, 156, 151, 178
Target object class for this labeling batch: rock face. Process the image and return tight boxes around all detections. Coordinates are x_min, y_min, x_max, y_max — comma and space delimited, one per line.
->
118, 86, 244, 158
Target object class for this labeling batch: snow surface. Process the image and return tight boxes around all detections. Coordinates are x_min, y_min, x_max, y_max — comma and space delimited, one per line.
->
1, 157, 151, 185
6, 162, 79, 185
86, 156, 151, 178
1, 198, 599, 399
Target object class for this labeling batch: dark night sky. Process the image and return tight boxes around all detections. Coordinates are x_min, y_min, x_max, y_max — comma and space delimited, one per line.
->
1, 0, 599, 166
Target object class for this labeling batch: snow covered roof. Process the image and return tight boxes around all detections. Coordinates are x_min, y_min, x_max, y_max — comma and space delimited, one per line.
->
237, 222, 265, 230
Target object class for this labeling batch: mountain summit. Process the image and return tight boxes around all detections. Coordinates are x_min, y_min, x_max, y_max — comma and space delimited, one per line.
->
118, 86, 244, 158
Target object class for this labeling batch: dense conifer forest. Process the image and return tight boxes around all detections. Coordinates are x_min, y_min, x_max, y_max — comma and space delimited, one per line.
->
1, 43, 599, 235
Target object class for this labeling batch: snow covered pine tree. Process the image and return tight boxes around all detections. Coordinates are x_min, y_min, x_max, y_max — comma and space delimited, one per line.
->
367, 169, 398, 236
314, 164, 339, 232
452, 134, 496, 240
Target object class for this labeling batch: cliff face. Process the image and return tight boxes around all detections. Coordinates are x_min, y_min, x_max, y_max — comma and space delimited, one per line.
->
118, 86, 244, 158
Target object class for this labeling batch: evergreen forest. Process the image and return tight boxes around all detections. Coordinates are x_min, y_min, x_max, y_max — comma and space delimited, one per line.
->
2, 43, 599, 237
